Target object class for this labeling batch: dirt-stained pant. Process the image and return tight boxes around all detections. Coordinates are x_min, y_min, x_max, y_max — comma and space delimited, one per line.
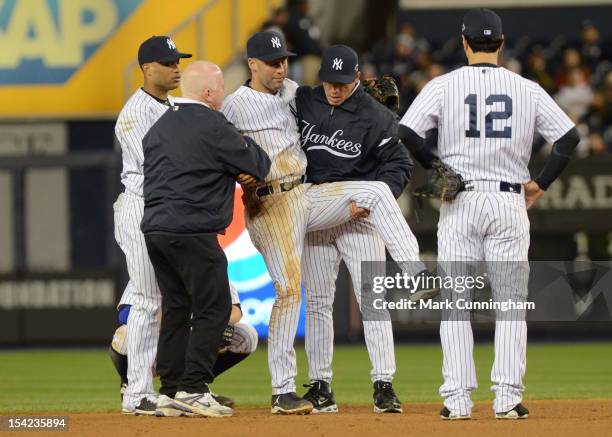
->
246, 181, 424, 394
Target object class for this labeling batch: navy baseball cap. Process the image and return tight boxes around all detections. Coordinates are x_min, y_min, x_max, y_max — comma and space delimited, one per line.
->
462, 8, 503, 40
247, 30, 296, 61
138, 36, 192, 65
319, 45, 359, 84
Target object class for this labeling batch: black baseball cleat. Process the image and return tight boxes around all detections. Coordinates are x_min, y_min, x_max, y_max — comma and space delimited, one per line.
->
408, 270, 441, 303
373, 381, 402, 413
440, 406, 471, 420
302, 380, 338, 413
271, 392, 313, 415
134, 397, 157, 416
495, 403, 529, 419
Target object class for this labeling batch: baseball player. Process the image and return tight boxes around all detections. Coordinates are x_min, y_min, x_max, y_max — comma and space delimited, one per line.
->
111, 35, 191, 415
297, 45, 409, 414
109, 283, 257, 415
222, 30, 435, 414
400, 9, 579, 420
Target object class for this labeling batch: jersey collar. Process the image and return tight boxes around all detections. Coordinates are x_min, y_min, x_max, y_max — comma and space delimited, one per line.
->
140, 87, 171, 105
468, 62, 500, 68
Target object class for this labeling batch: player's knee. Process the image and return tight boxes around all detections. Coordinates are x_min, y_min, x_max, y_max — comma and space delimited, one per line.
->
231, 322, 258, 354
362, 181, 392, 197
371, 181, 394, 198
111, 325, 128, 355
273, 281, 302, 300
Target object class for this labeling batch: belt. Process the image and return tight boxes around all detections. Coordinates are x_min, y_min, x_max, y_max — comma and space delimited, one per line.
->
461, 180, 522, 194
255, 176, 305, 198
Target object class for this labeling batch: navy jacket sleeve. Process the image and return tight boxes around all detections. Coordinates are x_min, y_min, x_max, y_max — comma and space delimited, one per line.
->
212, 114, 272, 181
374, 113, 414, 198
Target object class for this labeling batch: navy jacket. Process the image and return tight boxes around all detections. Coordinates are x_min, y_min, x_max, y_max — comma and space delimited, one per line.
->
295, 84, 413, 198
142, 102, 271, 235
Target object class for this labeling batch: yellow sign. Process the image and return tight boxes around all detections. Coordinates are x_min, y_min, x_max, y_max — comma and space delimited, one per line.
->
0, 0, 281, 118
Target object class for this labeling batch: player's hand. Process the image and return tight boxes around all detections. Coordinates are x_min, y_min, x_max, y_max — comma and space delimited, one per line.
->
237, 173, 257, 187
524, 180, 545, 209
350, 201, 370, 219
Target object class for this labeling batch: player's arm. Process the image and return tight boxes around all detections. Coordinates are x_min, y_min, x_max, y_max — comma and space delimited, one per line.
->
532, 85, 581, 190
229, 283, 242, 324
398, 80, 442, 169
374, 114, 414, 198
115, 110, 150, 157
213, 114, 272, 181
230, 304, 242, 324
532, 127, 580, 190
398, 125, 437, 169
527, 85, 581, 207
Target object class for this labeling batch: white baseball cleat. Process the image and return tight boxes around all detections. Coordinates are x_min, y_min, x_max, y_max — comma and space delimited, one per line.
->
440, 406, 471, 420
495, 403, 529, 419
173, 391, 233, 417
155, 394, 198, 417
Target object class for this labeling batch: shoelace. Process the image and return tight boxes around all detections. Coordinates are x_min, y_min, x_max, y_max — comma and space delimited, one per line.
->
377, 382, 396, 399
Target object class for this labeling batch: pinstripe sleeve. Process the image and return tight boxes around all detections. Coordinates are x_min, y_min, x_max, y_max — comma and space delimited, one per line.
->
535, 84, 575, 144
221, 96, 238, 126
115, 106, 150, 157
399, 80, 441, 137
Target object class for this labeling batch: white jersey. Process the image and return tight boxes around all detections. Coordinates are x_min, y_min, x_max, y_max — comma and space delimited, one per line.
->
115, 88, 172, 197
221, 79, 306, 183
400, 65, 575, 183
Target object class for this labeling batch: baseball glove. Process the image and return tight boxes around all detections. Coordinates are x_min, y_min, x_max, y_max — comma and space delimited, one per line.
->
413, 159, 465, 201
219, 324, 234, 353
363, 75, 400, 113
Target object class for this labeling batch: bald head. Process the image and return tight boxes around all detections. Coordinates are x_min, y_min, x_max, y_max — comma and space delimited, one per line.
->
181, 61, 225, 110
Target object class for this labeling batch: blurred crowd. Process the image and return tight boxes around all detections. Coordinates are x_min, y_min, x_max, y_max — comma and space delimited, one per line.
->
361, 21, 612, 158
261, 4, 612, 158
262, 0, 322, 86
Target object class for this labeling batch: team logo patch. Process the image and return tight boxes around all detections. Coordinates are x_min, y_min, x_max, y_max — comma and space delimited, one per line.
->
484, 29, 492, 36
271, 36, 281, 48
332, 58, 343, 70
166, 38, 177, 50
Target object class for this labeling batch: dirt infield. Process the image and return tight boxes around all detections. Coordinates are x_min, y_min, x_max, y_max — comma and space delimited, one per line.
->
16, 400, 612, 437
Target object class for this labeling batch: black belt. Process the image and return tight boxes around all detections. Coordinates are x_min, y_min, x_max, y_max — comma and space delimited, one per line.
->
499, 181, 522, 194
255, 176, 305, 198
461, 181, 522, 194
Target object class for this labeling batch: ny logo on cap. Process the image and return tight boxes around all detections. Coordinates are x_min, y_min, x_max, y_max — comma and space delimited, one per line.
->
332, 58, 343, 70
271, 36, 281, 48
166, 38, 176, 50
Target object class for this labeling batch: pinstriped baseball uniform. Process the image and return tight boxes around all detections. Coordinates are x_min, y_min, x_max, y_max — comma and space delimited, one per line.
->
223, 79, 425, 395
401, 64, 574, 415
303, 219, 395, 384
114, 88, 171, 410
111, 283, 257, 358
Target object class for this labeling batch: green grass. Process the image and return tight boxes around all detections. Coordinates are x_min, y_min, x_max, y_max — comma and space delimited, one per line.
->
0, 343, 611, 413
